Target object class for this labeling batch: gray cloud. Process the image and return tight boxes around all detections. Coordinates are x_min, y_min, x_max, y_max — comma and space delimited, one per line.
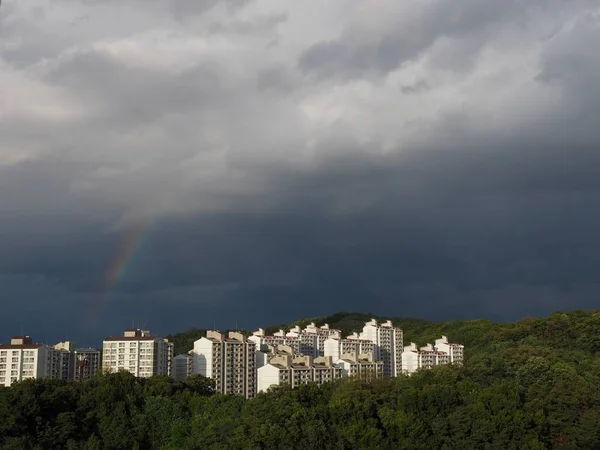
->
298, 0, 524, 78
1, 0, 600, 343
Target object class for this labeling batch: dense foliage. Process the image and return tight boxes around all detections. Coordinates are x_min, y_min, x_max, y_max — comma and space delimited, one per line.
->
3, 310, 600, 449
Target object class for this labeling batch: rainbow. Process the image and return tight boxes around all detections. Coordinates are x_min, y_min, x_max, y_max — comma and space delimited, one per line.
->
84, 219, 156, 327
104, 220, 154, 291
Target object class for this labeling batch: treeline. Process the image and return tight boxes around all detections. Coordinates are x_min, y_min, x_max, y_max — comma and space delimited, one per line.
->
167, 309, 600, 357
2, 310, 600, 449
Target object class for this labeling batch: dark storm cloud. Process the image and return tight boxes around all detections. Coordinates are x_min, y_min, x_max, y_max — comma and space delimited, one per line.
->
2, 0, 600, 343
6, 137, 600, 330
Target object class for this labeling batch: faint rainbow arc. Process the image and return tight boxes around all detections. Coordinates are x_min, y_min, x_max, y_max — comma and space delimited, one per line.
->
85, 220, 156, 327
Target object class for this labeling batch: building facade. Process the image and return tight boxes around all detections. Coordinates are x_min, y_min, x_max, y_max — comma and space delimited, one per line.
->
249, 329, 301, 355
359, 319, 403, 377
74, 348, 102, 381
336, 353, 384, 381
192, 331, 256, 399
0, 336, 74, 387
402, 337, 464, 375
53, 341, 76, 381
434, 336, 464, 364
257, 355, 343, 393
324, 335, 376, 361
102, 329, 173, 378
286, 326, 319, 356
302, 323, 342, 356
172, 354, 193, 382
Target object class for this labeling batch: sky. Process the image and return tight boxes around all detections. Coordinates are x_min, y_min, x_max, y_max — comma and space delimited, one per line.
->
1, 0, 600, 345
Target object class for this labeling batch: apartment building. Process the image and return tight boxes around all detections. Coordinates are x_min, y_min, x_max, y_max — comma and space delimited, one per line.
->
172, 354, 193, 382
74, 348, 102, 381
286, 326, 319, 356
302, 322, 342, 356
313, 356, 343, 386
102, 329, 173, 378
403, 343, 438, 373
257, 354, 343, 393
192, 331, 256, 399
324, 335, 376, 361
336, 353, 384, 381
0, 336, 72, 387
53, 341, 76, 381
249, 329, 301, 354
359, 319, 403, 377
402, 338, 463, 375
345, 333, 376, 356
434, 336, 464, 364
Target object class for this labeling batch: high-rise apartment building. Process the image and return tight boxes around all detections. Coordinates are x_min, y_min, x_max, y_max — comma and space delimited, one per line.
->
286, 323, 341, 357
192, 331, 256, 399
257, 355, 343, 393
324, 335, 376, 361
434, 336, 464, 364
402, 337, 464, 375
336, 353, 384, 381
102, 329, 173, 378
0, 336, 73, 387
74, 348, 102, 381
249, 329, 301, 354
53, 341, 76, 381
359, 319, 403, 377
402, 343, 444, 374
286, 326, 319, 356
303, 323, 342, 356
172, 354, 193, 382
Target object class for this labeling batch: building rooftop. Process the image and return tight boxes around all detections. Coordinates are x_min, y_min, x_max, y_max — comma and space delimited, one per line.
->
10, 335, 34, 345
270, 363, 288, 370
0, 344, 43, 350
409, 349, 449, 355
103, 336, 158, 341
340, 358, 383, 364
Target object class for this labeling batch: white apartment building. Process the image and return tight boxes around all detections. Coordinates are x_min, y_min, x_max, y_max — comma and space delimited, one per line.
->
294, 323, 342, 356
172, 354, 193, 382
324, 335, 376, 361
102, 329, 173, 378
336, 353, 384, 381
403, 343, 440, 374
257, 355, 343, 393
402, 337, 464, 375
434, 336, 464, 364
0, 336, 72, 387
345, 333, 376, 356
286, 326, 319, 356
192, 331, 256, 399
53, 341, 76, 381
359, 319, 403, 377
249, 329, 301, 355
74, 348, 101, 381
254, 343, 300, 372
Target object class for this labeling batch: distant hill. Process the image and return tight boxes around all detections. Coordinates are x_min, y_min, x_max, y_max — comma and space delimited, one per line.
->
167, 309, 600, 358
